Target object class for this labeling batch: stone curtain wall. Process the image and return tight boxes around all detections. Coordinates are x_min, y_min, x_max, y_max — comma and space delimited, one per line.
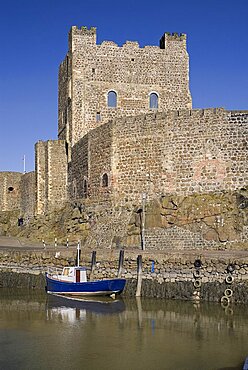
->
0, 172, 22, 212
110, 108, 248, 202
35, 140, 68, 214
58, 26, 192, 147
71, 108, 248, 204
70, 122, 113, 200
20, 172, 35, 217
70, 135, 89, 198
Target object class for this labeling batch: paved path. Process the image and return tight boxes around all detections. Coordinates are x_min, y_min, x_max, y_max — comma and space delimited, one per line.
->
0, 236, 49, 250
0, 236, 248, 259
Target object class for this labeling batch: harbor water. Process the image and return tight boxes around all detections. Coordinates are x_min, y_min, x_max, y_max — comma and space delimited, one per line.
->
0, 289, 247, 370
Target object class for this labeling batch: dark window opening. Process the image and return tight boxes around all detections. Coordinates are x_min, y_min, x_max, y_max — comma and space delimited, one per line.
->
83, 179, 88, 198
73, 184, 77, 198
131, 58, 135, 61
92, 68, 95, 73
102, 173, 108, 187
65, 142, 69, 157
107, 91, 117, 108
8, 186, 14, 192
149, 93, 158, 109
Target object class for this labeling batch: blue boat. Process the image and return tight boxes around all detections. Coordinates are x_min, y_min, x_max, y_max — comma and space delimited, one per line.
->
45, 267, 126, 296
45, 244, 126, 297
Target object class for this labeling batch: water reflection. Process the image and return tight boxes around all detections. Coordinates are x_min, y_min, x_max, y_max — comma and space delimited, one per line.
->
46, 294, 126, 323
0, 289, 247, 370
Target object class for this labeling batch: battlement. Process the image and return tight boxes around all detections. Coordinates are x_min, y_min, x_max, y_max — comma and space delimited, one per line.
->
112, 108, 225, 127
69, 25, 97, 52
70, 25, 96, 35
160, 32, 187, 49
68, 26, 187, 53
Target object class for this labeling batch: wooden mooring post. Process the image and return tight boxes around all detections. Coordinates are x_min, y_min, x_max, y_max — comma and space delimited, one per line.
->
117, 250, 124, 278
136, 254, 142, 297
90, 250, 96, 279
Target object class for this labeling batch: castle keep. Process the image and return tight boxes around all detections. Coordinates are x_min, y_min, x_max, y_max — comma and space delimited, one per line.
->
0, 26, 248, 249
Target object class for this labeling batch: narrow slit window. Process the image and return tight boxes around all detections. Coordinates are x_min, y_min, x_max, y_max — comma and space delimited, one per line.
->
96, 112, 101, 121
102, 173, 108, 187
83, 179, 88, 198
107, 91, 117, 108
149, 93, 158, 109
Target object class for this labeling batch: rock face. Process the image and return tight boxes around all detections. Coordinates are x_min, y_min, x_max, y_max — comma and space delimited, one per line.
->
0, 188, 248, 251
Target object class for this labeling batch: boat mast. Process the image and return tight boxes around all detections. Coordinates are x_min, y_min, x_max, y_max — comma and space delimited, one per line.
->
77, 241, 80, 267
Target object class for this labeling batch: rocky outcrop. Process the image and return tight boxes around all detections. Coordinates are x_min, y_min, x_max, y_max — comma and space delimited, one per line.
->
126, 189, 248, 249
0, 188, 248, 250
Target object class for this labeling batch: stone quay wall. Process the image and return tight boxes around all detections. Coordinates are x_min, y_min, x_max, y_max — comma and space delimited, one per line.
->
0, 249, 247, 304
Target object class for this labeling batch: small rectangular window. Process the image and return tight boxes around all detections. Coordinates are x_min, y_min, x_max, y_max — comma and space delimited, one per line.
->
96, 112, 101, 121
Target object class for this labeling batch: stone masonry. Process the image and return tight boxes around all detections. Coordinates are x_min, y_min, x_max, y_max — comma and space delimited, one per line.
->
0, 25, 247, 252
70, 108, 248, 202
58, 27, 192, 150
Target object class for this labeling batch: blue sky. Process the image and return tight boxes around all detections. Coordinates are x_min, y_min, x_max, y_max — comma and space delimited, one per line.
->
0, 0, 247, 172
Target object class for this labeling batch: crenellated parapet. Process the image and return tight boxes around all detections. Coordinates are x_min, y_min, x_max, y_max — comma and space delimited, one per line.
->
69, 25, 97, 52
160, 32, 187, 49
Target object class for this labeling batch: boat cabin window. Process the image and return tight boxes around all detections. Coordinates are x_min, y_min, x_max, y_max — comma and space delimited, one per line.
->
63, 268, 70, 276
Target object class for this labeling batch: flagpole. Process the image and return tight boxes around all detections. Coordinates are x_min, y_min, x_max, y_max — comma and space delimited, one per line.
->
23, 155, 26, 174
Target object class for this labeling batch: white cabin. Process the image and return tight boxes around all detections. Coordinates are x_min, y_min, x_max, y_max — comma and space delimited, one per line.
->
52, 267, 87, 283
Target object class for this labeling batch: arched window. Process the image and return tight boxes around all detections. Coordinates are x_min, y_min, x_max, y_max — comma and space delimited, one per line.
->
149, 92, 158, 109
107, 91, 117, 108
102, 173, 108, 187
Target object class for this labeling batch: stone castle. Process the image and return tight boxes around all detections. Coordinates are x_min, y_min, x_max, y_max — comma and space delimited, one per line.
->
0, 26, 248, 249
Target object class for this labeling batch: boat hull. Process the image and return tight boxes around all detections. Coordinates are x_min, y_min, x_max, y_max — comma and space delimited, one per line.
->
45, 274, 126, 296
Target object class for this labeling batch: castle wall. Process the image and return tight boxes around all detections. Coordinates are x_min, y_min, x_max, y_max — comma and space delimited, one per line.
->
0, 172, 22, 212
58, 27, 192, 147
111, 109, 248, 201
70, 109, 247, 203
35, 140, 68, 214
70, 122, 113, 200
70, 135, 89, 198
20, 172, 35, 217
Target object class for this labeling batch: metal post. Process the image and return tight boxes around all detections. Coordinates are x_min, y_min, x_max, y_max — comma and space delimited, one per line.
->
77, 241, 81, 267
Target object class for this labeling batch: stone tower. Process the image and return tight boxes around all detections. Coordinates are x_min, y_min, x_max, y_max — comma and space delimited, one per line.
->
58, 26, 192, 158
